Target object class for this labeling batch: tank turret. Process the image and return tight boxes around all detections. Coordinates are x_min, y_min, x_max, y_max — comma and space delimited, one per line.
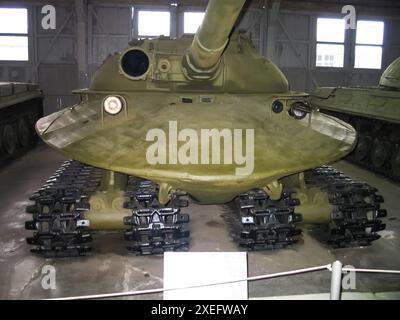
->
379, 57, 400, 89
89, 0, 288, 94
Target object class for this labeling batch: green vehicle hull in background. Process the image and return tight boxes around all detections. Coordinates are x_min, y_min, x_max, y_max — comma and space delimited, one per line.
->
311, 57, 400, 180
0, 82, 43, 165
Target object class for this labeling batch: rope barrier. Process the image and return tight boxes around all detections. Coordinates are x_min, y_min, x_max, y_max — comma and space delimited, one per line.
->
342, 267, 400, 274
50, 262, 400, 300
52, 264, 330, 300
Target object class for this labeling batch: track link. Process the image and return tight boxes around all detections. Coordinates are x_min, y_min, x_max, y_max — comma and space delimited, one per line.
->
226, 165, 387, 251
25, 160, 103, 257
25, 161, 191, 257
123, 178, 190, 255
225, 189, 303, 250
304, 166, 387, 248
26, 161, 385, 256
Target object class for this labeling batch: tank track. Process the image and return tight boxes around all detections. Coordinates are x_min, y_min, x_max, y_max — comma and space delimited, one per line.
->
347, 150, 400, 183
304, 166, 387, 248
123, 178, 190, 255
225, 188, 303, 250
25, 161, 191, 257
26, 161, 386, 255
25, 160, 103, 257
225, 165, 387, 250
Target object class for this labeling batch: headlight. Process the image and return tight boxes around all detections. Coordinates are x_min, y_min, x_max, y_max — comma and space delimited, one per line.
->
103, 96, 123, 115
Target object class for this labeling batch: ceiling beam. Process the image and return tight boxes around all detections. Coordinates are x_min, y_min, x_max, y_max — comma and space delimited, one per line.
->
1, 0, 399, 12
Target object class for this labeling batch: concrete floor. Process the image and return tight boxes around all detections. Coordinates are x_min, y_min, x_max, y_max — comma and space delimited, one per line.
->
0, 144, 399, 300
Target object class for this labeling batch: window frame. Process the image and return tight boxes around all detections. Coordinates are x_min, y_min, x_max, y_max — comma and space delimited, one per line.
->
0, 7, 30, 62
183, 11, 205, 35
136, 9, 172, 38
314, 16, 387, 73
354, 20, 385, 70
315, 17, 346, 69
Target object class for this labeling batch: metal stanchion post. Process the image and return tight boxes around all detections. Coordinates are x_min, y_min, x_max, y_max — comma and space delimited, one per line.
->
330, 261, 343, 300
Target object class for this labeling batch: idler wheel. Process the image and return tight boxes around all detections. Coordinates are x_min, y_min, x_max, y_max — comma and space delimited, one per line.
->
353, 135, 372, 162
370, 138, 391, 168
17, 118, 31, 149
391, 144, 400, 178
1, 124, 17, 156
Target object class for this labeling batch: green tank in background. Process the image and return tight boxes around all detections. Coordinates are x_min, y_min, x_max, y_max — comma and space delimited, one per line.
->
25, 0, 386, 257
0, 82, 43, 165
310, 57, 400, 181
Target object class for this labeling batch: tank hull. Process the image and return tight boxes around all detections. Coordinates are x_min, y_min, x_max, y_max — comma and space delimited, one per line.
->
0, 82, 43, 165
311, 86, 400, 124
311, 86, 400, 180
37, 92, 356, 204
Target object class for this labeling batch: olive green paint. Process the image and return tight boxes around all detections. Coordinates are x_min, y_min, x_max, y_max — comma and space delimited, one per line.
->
0, 83, 42, 109
310, 57, 400, 125
35, 0, 357, 229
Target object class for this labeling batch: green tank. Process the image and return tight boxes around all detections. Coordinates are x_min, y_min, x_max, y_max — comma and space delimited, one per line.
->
310, 57, 400, 180
25, 0, 386, 257
0, 82, 43, 165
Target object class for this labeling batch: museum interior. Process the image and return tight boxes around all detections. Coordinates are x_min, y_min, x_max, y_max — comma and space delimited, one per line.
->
0, 0, 399, 301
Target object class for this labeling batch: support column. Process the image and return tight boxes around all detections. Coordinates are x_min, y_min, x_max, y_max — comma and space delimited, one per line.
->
260, 0, 268, 56
266, 0, 280, 61
170, 3, 179, 39
75, 0, 88, 87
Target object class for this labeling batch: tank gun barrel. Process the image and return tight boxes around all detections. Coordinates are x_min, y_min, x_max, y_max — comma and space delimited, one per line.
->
182, 0, 247, 80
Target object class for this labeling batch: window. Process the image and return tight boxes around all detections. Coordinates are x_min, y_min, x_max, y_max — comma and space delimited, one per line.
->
354, 21, 384, 69
0, 8, 28, 61
138, 11, 170, 37
316, 18, 345, 68
183, 12, 205, 34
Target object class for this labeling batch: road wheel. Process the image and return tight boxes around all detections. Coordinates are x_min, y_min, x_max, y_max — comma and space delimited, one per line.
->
0, 127, 2, 153
17, 117, 31, 149
353, 136, 372, 162
391, 144, 400, 178
1, 124, 17, 156
370, 138, 391, 168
